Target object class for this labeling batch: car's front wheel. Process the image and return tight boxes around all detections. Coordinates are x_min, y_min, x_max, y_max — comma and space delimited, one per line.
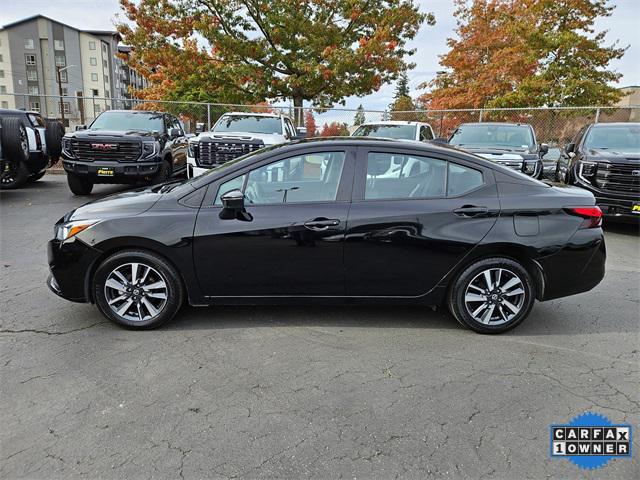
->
448, 258, 535, 334
93, 250, 184, 329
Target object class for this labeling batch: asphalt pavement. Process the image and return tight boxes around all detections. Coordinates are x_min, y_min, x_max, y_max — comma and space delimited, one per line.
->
1, 175, 639, 479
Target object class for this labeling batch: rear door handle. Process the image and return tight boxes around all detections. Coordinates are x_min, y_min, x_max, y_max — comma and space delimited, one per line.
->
453, 206, 488, 217
304, 218, 340, 231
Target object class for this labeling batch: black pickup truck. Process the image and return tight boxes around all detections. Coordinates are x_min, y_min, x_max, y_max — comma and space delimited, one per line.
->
448, 122, 547, 179
61, 110, 188, 195
556, 122, 640, 220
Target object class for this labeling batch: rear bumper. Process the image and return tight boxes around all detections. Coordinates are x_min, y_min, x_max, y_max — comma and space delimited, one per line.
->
537, 228, 606, 301
47, 237, 102, 303
62, 158, 160, 183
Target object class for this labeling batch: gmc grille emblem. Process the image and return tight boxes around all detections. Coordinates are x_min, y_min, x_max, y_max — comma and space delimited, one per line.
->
218, 145, 241, 152
91, 143, 118, 151
632, 170, 640, 177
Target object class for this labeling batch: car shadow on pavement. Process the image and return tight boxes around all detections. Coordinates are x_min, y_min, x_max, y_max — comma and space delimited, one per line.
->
166, 304, 461, 332
603, 221, 640, 236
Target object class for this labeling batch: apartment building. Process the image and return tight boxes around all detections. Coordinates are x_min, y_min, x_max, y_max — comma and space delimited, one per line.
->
0, 15, 146, 125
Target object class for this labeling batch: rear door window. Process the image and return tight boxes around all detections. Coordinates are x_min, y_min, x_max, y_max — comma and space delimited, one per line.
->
447, 163, 484, 196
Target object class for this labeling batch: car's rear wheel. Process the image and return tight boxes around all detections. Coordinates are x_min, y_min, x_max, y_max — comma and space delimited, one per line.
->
67, 172, 93, 195
447, 257, 535, 334
94, 250, 184, 329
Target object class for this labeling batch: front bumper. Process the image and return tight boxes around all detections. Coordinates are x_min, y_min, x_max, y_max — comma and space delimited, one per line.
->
187, 157, 209, 178
62, 159, 160, 183
47, 237, 102, 303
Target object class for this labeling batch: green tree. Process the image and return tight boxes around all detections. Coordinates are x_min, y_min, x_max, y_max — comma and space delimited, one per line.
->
353, 104, 366, 126
390, 95, 416, 121
394, 71, 410, 99
118, 0, 433, 125
419, 0, 626, 109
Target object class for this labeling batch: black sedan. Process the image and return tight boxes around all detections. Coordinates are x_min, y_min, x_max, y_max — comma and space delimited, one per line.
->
48, 138, 605, 333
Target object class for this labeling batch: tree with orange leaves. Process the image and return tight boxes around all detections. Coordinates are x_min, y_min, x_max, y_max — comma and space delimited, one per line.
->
304, 110, 317, 138
118, 0, 432, 125
418, 0, 626, 110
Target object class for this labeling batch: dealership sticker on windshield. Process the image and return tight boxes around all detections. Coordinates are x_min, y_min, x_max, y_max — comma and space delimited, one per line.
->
550, 412, 632, 470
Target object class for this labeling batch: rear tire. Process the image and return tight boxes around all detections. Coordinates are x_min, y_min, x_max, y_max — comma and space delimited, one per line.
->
67, 172, 93, 195
447, 257, 535, 334
0, 116, 29, 163
45, 119, 64, 161
93, 250, 184, 329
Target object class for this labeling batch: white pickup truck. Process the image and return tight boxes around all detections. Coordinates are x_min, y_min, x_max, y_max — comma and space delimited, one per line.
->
187, 112, 299, 178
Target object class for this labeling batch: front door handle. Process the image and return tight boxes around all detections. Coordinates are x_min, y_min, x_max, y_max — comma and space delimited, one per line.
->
304, 218, 340, 231
453, 206, 488, 217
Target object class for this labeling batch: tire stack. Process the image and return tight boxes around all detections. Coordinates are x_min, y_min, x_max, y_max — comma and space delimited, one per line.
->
0, 116, 30, 190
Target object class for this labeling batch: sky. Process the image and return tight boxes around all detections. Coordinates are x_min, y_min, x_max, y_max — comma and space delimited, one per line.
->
2, 0, 639, 120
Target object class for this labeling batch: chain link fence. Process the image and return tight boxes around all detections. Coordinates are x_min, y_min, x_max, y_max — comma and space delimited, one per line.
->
2, 91, 638, 174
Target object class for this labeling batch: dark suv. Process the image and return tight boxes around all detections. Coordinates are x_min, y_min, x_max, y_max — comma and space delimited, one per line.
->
556, 123, 640, 220
448, 123, 547, 179
61, 110, 188, 195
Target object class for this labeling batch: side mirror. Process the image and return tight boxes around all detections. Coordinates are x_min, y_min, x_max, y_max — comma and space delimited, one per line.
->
432, 137, 448, 144
75, 124, 87, 131
195, 123, 205, 134
564, 142, 575, 154
168, 128, 180, 139
218, 189, 253, 221
539, 143, 549, 156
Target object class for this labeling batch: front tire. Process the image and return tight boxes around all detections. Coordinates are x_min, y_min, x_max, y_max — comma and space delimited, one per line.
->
67, 172, 93, 195
447, 258, 535, 334
93, 250, 184, 329
150, 160, 171, 185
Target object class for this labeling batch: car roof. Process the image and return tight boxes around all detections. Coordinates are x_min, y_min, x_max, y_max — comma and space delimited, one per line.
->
101, 110, 165, 115
221, 111, 290, 119
0, 108, 28, 116
359, 120, 430, 126
589, 122, 640, 128
458, 122, 532, 127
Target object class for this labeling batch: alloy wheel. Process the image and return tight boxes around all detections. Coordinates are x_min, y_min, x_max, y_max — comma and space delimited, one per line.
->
104, 262, 168, 322
463, 268, 526, 325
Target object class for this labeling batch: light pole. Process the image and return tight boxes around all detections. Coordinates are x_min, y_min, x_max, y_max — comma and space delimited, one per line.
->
56, 65, 75, 126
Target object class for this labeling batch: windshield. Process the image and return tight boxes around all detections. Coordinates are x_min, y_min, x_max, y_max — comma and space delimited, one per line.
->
90, 111, 164, 132
584, 125, 640, 153
353, 124, 416, 140
450, 124, 534, 149
213, 115, 282, 135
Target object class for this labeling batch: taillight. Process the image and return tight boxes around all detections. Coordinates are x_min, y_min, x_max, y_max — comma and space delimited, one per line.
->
34, 129, 42, 150
564, 206, 603, 229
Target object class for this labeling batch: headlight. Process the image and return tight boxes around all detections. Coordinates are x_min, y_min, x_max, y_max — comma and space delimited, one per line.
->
187, 141, 198, 158
579, 161, 597, 177
62, 138, 75, 158
141, 141, 158, 159
523, 161, 538, 175
55, 219, 100, 241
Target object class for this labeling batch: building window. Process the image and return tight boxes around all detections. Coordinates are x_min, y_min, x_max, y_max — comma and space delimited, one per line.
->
89, 41, 96, 50
92, 89, 99, 96
58, 102, 71, 114
91, 73, 98, 82
59, 70, 68, 83
55, 55, 66, 67
94, 104, 101, 113
103, 60, 108, 69
0, 85, 6, 94
24, 38, 35, 49
54, 40, 64, 50
104, 75, 109, 84
102, 43, 107, 52
1, 101, 8, 109
27, 70, 37, 81
25, 54, 36, 65
90, 57, 97, 66
29, 101, 40, 112
61, 87, 68, 96
0, 54, 3, 62
28, 85, 39, 95
0, 70, 4, 78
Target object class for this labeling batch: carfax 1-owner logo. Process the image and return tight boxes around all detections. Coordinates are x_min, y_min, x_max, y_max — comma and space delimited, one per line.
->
550, 412, 632, 470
